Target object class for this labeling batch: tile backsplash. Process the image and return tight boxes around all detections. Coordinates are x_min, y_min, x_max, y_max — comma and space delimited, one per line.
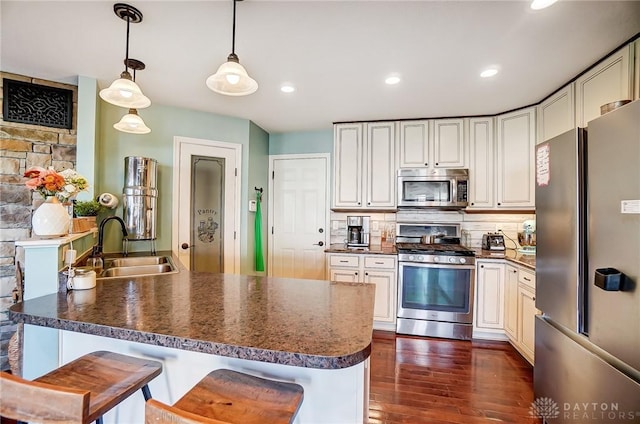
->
330, 210, 535, 249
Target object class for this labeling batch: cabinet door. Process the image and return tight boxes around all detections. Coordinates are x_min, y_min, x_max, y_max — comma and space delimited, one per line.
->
329, 268, 360, 283
398, 120, 429, 168
576, 45, 632, 127
475, 261, 505, 329
365, 122, 396, 208
504, 264, 519, 340
467, 117, 494, 209
496, 107, 536, 209
433, 118, 465, 168
518, 284, 537, 362
333, 124, 363, 208
537, 84, 575, 143
364, 269, 396, 322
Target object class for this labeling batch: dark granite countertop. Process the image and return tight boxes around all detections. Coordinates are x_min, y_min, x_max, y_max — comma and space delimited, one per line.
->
474, 248, 536, 270
325, 244, 397, 255
10, 271, 375, 369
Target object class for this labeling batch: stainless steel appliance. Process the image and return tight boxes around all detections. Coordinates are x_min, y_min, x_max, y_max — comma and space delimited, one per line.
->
535, 101, 640, 420
396, 222, 476, 340
397, 168, 468, 209
481, 233, 505, 251
122, 157, 158, 250
346, 215, 370, 247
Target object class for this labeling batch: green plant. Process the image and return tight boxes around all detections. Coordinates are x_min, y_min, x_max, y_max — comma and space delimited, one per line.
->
73, 200, 103, 217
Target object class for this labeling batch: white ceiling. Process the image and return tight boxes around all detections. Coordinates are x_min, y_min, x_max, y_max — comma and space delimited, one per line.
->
2, 1, 639, 133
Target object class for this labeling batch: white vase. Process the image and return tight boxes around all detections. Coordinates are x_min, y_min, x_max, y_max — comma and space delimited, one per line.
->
32, 196, 70, 237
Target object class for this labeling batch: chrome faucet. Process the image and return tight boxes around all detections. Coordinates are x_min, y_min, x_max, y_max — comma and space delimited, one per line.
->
95, 216, 129, 256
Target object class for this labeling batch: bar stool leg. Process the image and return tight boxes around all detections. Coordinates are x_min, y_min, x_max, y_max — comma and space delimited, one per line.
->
142, 384, 152, 401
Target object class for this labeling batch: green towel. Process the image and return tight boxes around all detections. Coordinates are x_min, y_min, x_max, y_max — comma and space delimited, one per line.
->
254, 193, 265, 272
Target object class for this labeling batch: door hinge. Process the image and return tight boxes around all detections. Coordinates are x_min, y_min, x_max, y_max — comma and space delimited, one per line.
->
271, 226, 274, 234
235, 168, 238, 177
272, 170, 274, 179
234, 231, 237, 240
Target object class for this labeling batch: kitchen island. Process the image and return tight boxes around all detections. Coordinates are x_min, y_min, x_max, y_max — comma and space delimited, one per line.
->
10, 271, 376, 423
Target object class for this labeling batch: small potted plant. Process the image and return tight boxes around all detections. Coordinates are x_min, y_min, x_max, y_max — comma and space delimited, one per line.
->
71, 200, 103, 233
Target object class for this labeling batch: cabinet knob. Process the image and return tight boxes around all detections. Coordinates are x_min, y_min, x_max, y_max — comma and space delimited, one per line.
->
498, 202, 501, 206
365, 272, 368, 276
533, 297, 536, 301
480, 265, 484, 268
357, 202, 361, 205
355, 272, 358, 275
314, 241, 324, 246
435, 162, 439, 166
471, 202, 475, 205
424, 163, 428, 166
181, 243, 193, 250
367, 202, 371, 205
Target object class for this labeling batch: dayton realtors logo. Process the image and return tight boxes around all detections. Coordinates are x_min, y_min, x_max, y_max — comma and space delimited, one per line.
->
530, 397, 640, 421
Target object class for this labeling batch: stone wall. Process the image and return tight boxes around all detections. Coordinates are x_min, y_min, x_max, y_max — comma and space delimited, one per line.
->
0, 72, 78, 370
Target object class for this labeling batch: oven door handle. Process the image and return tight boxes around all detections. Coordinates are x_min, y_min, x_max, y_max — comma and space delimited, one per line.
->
399, 262, 476, 271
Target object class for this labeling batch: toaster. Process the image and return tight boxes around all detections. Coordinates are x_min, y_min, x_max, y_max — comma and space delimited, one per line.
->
482, 233, 505, 251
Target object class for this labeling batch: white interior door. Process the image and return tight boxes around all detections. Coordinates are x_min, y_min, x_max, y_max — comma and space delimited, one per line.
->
173, 137, 241, 273
268, 154, 329, 280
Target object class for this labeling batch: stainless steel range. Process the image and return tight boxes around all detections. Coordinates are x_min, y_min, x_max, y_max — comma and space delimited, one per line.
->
395, 223, 476, 340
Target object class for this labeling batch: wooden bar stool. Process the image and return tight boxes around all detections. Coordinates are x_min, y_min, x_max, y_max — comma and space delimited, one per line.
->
145, 369, 304, 424
0, 350, 162, 424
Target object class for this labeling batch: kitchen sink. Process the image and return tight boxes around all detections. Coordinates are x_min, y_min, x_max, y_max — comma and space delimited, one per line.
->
104, 256, 171, 268
91, 255, 178, 279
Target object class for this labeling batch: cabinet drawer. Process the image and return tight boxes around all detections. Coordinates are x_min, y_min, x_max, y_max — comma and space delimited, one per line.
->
329, 255, 360, 268
518, 269, 536, 289
364, 256, 396, 269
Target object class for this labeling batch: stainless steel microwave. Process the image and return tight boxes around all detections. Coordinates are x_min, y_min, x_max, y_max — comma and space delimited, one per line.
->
397, 168, 468, 208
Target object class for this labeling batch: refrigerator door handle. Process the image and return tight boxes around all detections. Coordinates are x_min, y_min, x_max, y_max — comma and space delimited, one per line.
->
594, 267, 629, 291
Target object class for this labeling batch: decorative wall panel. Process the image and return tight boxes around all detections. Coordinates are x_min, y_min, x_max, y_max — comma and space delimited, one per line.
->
3, 78, 73, 129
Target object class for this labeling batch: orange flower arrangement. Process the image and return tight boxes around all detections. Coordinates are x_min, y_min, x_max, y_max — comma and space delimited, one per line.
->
24, 166, 88, 201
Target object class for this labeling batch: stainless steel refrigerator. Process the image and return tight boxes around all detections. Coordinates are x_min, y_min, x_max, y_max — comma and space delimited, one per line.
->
534, 100, 640, 423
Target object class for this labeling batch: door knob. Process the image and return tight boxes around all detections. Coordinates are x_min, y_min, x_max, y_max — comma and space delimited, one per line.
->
181, 243, 194, 250
314, 241, 324, 246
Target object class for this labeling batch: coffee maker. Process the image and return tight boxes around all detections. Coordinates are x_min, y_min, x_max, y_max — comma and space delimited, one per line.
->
347, 216, 370, 247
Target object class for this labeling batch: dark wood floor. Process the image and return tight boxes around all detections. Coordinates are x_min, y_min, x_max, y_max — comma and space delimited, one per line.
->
369, 331, 542, 424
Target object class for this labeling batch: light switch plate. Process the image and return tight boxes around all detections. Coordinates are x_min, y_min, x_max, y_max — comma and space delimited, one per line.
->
249, 199, 257, 212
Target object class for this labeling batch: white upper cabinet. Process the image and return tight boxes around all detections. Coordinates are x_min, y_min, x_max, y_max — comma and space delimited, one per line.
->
432, 119, 466, 168
332, 122, 396, 210
333, 123, 363, 208
537, 84, 575, 143
365, 122, 396, 208
576, 45, 633, 127
496, 107, 536, 209
398, 120, 429, 168
467, 117, 494, 210
399, 119, 465, 169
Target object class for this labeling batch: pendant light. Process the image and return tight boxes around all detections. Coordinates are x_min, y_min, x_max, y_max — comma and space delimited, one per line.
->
114, 59, 151, 134
206, 0, 258, 96
100, 3, 151, 109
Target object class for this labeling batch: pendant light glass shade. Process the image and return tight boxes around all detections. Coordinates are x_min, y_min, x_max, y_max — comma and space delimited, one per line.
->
100, 71, 151, 109
114, 108, 151, 134
206, 54, 258, 96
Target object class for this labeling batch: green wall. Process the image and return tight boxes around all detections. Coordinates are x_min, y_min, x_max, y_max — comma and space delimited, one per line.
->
269, 130, 333, 155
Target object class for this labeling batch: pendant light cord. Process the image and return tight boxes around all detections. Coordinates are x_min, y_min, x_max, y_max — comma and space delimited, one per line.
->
231, 0, 237, 55
124, 10, 131, 72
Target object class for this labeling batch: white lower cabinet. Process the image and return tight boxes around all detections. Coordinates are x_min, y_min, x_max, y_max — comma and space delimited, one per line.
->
504, 264, 519, 340
504, 265, 539, 365
327, 253, 397, 330
473, 260, 507, 339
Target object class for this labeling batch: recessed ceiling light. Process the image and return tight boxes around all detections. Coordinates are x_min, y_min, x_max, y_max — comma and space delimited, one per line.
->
531, 0, 558, 10
281, 84, 295, 93
480, 68, 499, 78
385, 76, 401, 85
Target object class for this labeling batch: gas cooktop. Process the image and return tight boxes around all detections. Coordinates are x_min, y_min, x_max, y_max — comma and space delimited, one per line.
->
395, 242, 476, 257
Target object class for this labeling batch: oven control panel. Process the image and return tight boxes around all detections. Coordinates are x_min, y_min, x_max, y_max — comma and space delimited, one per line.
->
398, 253, 475, 266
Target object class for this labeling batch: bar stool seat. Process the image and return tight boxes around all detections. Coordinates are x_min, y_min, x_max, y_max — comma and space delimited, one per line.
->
145, 369, 304, 424
0, 350, 162, 424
